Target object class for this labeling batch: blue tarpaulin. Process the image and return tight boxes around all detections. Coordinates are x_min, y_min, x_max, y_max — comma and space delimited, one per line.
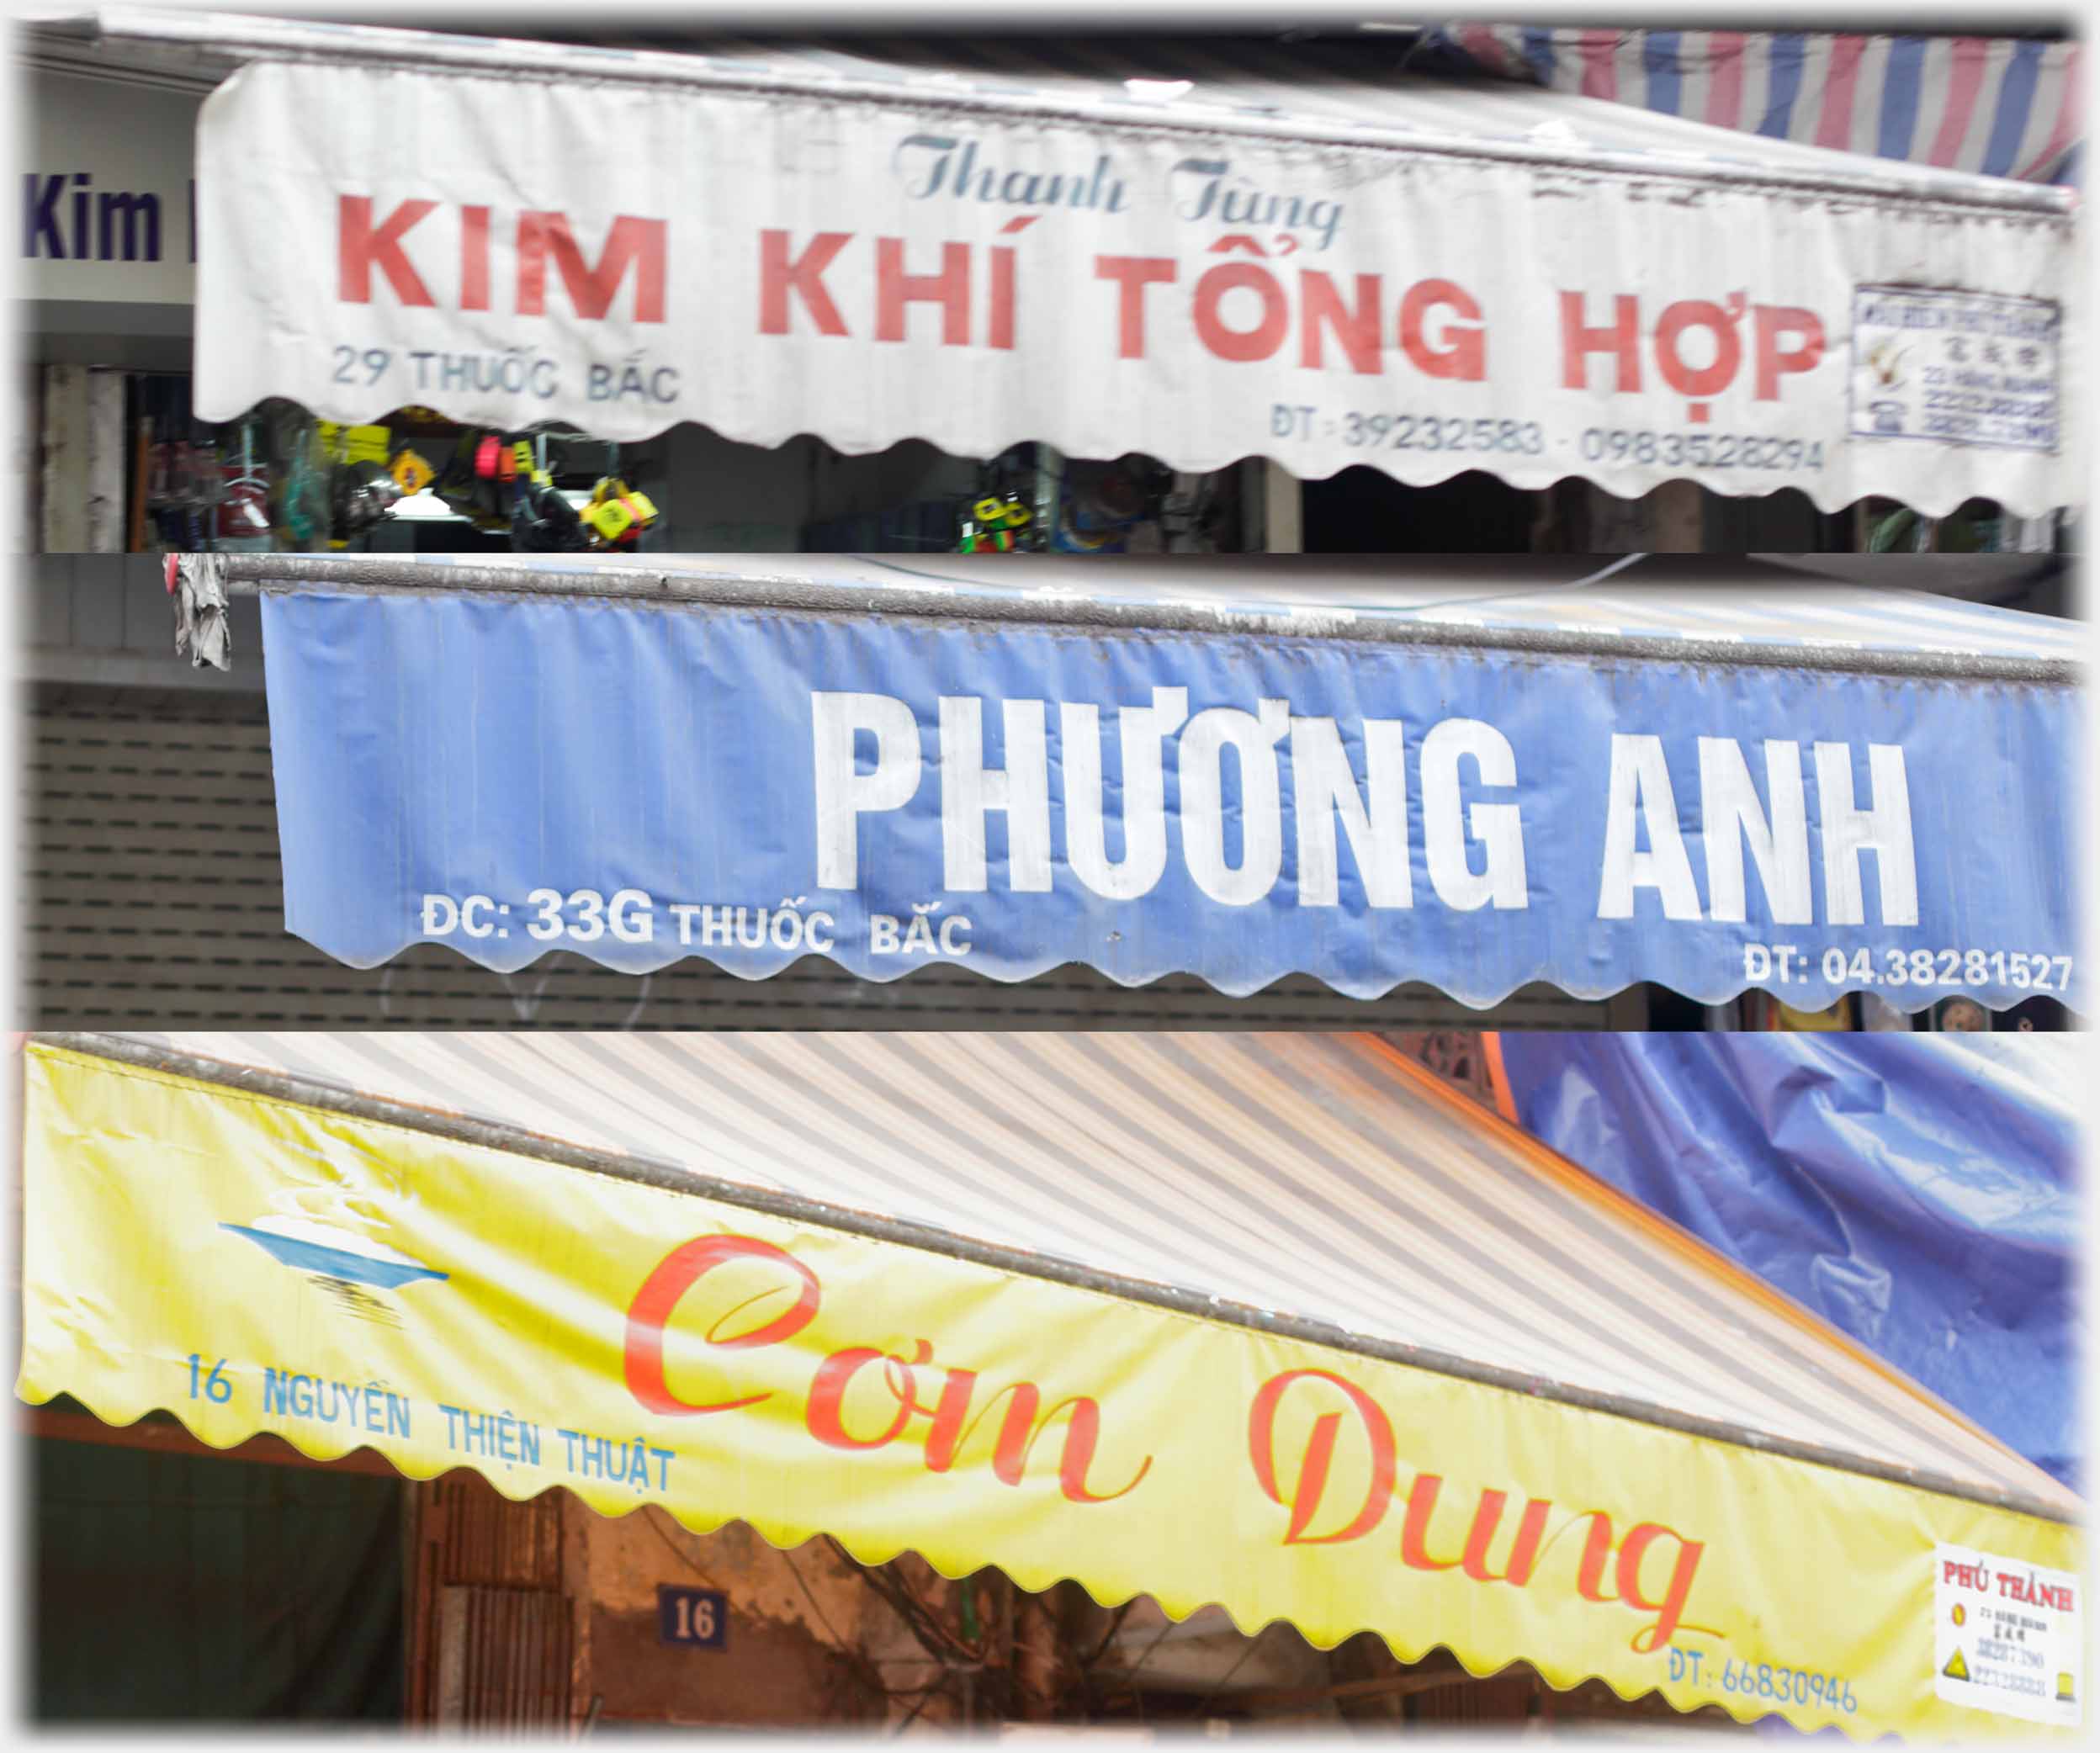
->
1494, 1033, 2080, 1491
257, 574, 2081, 1012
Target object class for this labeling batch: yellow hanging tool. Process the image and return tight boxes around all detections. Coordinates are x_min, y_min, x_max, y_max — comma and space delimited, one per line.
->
579, 477, 658, 548
390, 449, 435, 497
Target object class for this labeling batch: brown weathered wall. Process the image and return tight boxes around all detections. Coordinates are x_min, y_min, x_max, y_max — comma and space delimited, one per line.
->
570, 1507, 889, 1726
568, 1507, 1024, 1728
562, 1505, 1740, 1731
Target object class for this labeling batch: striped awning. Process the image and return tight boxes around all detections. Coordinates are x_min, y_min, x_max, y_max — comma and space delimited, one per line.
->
1431, 27, 2083, 186
19, 1032, 2081, 1740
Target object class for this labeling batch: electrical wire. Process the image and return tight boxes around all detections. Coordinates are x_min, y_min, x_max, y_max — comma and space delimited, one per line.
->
856, 548, 1656, 610
825, 1534, 983, 1665
646, 1511, 864, 1683
780, 1538, 857, 1657
1376, 549, 1652, 616
1392, 24, 1438, 75
888, 1675, 952, 1736
1118, 1615, 1180, 1687
1054, 1597, 1117, 1718
1079, 1600, 1137, 1676
1192, 1630, 1267, 1710
652, 1512, 978, 1719
642, 1505, 726, 1591
1088, 1607, 1184, 1726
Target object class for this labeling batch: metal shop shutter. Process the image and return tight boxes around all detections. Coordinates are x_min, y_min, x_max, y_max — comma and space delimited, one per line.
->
23, 691, 1622, 1030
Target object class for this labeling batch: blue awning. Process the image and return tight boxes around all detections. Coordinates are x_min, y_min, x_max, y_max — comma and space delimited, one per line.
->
1493, 1032, 2082, 1492
234, 554, 2081, 1012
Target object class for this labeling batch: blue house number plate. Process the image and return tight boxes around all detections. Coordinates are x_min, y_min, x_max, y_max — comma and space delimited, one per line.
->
657, 1586, 728, 1650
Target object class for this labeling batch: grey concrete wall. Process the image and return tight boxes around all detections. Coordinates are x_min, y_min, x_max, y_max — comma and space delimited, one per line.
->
24, 553, 266, 693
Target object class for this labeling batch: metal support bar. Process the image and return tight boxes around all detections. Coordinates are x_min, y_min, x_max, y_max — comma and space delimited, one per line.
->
29, 1030, 2077, 1528
194, 554, 2076, 685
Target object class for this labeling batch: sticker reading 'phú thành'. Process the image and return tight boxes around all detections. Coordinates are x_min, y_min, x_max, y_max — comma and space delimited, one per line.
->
1933, 1544, 2081, 1728
1850, 288, 2060, 453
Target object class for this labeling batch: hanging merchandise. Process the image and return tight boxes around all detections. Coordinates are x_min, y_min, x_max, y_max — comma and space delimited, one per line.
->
343, 424, 666, 552
390, 448, 434, 498
430, 430, 475, 521
511, 479, 592, 552
1752, 994, 1860, 1032
955, 444, 1178, 555
957, 494, 1033, 552
144, 379, 216, 552
509, 437, 588, 552
1156, 469, 1227, 553
269, 401, 332, 549
576, 476, 658, 549
1048, 459, 1156, 553
142, 377, 173, 509
329, 459, 403, 537
185, 436, 221, 553
318, 423, 392, 469
316, 421, 402, 545
432, 428, 509, 529
956, 443, 1047, 553
214, 419, 274, 551
1932, 997, 1993, 1032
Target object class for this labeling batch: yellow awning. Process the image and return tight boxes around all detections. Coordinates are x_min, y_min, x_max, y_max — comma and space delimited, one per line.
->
17, 1035, 2081, 1740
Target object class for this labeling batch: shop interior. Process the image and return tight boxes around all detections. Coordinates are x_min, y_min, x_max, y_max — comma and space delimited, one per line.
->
44, 371, 1257, 558
36, 368, 2051, 562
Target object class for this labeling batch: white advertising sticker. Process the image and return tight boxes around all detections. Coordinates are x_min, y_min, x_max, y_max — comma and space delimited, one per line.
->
1933, 1544, 2081, 1729
1850, 288, 2062, 454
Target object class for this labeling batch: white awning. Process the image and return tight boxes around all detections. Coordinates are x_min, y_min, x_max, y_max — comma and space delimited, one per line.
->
37, 9, 2078, 515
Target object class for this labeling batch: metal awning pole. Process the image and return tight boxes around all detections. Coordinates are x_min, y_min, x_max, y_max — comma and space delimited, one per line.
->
29, 1029, 2080, 1528
188, 554, 2080, 686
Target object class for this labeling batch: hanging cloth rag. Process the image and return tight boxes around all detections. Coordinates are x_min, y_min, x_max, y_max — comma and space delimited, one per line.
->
164, 553, 232, 671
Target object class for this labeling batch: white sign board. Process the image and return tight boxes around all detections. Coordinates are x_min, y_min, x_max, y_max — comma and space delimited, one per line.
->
196, 59, 2077, 515
1933, 1543, 2081, 1729
22, 71, 199, 304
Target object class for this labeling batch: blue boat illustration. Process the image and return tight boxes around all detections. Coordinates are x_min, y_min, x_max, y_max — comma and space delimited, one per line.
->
220, 1215, 448, 1290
